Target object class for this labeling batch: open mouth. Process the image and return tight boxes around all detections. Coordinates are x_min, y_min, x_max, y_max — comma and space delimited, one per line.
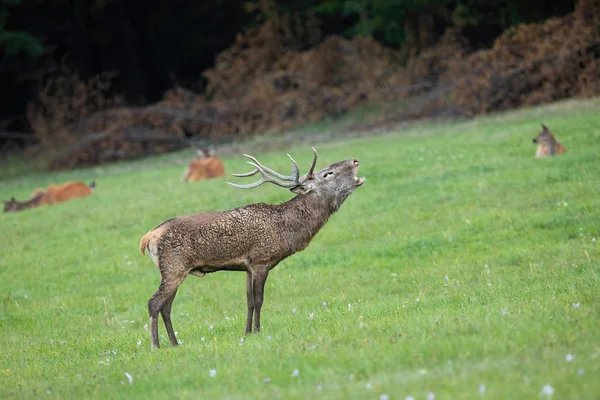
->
353, 160, 365, 186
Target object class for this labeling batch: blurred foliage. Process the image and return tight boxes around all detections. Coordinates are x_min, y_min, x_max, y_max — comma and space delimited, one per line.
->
0, 0, 42, 57
0, 0, 578, 141
249, 0, 574, 48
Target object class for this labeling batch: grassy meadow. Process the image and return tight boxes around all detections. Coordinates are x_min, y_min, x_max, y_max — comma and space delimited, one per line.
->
1, 98, 599, 399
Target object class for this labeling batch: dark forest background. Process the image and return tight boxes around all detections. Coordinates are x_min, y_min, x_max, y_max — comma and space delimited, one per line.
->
1, 0, 598, 169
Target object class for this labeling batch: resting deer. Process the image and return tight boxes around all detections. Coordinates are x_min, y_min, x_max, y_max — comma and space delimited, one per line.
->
140, 148, 365, 349
181, 146, 226, 182
533, 124, 566, 158
3, 181, 96, 213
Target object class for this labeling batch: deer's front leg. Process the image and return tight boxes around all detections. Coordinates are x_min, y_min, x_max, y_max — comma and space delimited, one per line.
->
252, 270, 269, 333
244, 271, 254, 335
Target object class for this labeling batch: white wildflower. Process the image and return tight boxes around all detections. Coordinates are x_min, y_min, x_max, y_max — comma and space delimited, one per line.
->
136, 339, 142, 347
366, 382, 372, 389
573, 302, 580, 308
541, 384, 554, 396
317, 384, 322, 391
291, 369, 299, 377
308, 313, 315, 320
348, 303, 352, 311
322, 302, 327, 307
578, 369, 584, 376
124, 372, 133, 384
292, 308, 296, 314
478, 383, 486, 394
209, 369, 217, 378
380, 394, 389, 400
428, 392, 435, 400
566, 353, 575, 362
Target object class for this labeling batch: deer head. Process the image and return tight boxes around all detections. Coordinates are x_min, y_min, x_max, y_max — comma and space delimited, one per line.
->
191, 143, 215, 159
227, 147, 365, 211
3, 197, 16, 213
533, 123, 552, 144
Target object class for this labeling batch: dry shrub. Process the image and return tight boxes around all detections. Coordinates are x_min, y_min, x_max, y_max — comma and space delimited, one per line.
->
404, 28, 468, 85
27, 66, 123, 154
201, 15, 404, 131
44, 0, 600, 169
443, 0, 600, 115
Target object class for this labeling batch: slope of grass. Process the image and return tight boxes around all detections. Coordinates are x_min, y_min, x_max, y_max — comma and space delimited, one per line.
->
1, 98, 599, 399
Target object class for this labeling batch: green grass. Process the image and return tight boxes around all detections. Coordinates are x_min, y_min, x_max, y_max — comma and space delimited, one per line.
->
1, 97, 599, 399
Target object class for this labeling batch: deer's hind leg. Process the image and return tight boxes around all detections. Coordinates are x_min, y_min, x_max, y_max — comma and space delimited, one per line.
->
148, 273, 186, 350
161, 289, 179, 346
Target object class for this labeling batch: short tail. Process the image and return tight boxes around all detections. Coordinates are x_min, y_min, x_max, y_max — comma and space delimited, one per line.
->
89, 181, 96, 189
140, 233, 150, 256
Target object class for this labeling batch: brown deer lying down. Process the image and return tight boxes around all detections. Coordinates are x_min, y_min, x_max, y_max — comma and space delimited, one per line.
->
140, 148, 365, 349
3, 181, 96, 213
533, 124, 566, 158
181, 147, 226, 182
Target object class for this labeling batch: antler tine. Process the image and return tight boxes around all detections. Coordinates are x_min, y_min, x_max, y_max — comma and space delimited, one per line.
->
306, 147, 318, 177
231, 168, 259, 178
286, 154, 300, 182
227, 162, 299, 189
242, 154, 299, 182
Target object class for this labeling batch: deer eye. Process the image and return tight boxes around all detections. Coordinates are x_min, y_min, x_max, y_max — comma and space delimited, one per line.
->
322, 171, 333, 178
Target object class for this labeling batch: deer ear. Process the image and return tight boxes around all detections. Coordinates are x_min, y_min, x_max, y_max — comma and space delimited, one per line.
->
290, 182, 313, 195
541, 123, 548, 131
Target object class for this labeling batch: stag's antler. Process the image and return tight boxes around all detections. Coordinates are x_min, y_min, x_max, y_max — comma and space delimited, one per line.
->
227, 147, 318, 189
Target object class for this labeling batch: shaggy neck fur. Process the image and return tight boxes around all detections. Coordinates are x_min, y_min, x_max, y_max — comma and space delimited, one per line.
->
276, 190, 347, 254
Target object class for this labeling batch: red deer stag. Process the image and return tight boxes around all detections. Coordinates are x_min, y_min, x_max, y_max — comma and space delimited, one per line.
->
140, 148, 365, 349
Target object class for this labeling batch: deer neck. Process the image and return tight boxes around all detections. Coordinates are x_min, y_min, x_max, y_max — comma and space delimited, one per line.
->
279, 193, 334, 254
12, 195, 43, 211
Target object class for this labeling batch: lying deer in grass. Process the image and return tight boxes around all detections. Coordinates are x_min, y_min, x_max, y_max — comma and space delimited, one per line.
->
3, 181, 96, 213
140, 147, 365, 349
181, 146, 226, 182
533, 124, 566, 158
